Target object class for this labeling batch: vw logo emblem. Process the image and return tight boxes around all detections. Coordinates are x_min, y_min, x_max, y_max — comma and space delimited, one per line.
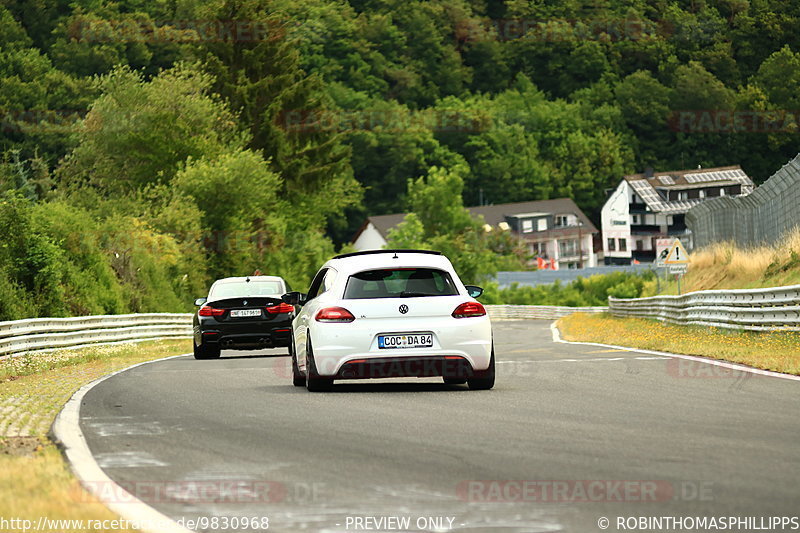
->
399, 304, 409, 314
243, 300, 248, 306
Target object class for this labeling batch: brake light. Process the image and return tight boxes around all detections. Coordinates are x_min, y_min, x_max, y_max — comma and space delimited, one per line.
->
198, 306, 225, 317
266, 302, 295, 314
452, 302, 486, 318
315, 306, 356, 323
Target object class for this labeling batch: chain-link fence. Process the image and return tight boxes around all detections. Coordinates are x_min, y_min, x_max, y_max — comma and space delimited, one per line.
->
686, 154, 800, 249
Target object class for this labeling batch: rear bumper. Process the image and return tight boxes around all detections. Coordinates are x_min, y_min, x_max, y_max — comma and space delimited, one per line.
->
200, 326, 292, 350
335, 356, 477, 379
309, 316, 492, 377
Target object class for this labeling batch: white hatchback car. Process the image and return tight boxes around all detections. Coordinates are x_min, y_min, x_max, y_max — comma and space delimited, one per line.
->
283, 250, 494, 391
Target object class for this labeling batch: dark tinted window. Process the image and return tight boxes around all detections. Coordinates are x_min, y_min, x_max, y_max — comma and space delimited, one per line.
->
344, 268, 458, 299
306, 268, 328, 301
209, 280, 284, 299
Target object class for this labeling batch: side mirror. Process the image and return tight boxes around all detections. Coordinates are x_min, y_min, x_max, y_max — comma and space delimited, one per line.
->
465, 285, 483, 298
282, 291, 307, 306
194, 297, 207, 306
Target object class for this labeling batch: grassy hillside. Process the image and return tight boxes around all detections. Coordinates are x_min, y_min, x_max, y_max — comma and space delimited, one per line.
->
644, 227, 800, 295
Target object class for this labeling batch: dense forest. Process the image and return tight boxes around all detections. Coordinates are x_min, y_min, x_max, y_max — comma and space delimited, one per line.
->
1, 0, 799, 318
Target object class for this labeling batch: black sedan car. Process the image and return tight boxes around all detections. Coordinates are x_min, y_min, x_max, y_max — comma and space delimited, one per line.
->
192, 276, 294, 359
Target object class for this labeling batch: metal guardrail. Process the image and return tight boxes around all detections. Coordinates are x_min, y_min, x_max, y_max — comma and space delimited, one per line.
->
0, 306, 610, 357
486, 305, 606, 320
2, 288, 794, 358
0, 314, 193, 357
608, 285, 800, 331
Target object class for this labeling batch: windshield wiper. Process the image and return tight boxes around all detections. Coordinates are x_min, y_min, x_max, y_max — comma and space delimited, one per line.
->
398, 291, 435, 297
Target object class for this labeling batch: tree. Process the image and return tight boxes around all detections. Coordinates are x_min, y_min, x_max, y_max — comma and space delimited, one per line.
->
387, 164, 526, 282
0, 6, 93, 165
551, 129, 633, 217
345, 98, 466, 216
172, 149, 285, 278
463, 123, 554, 205
671, 61, 735, 111
193, 0, 360, 226
407, 165, 475, 238
57, 63, 243, 195
615, 70, 674, 167
754, 45, 800, 110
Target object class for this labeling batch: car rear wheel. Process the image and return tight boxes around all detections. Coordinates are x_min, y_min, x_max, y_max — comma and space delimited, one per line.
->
290, 336, 304, 387
468, 347, 495, 390
193, 340, 221, 360
305, 337, 333, 392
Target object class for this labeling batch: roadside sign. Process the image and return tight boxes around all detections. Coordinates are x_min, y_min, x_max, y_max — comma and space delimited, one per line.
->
664, 239, 690, 265
654, 238, 690, 295
668, 264, 688, 275
655, 238, 674, 267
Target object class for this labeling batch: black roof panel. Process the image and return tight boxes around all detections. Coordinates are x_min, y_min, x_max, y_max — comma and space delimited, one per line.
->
334, 249, 442, 260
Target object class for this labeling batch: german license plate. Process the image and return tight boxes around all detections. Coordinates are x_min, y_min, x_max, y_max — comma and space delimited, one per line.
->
378, 333, 433, 349
230, 309, 261, 318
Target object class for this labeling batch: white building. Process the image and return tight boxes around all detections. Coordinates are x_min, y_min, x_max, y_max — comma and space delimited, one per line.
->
601, 166, 754, 264
352, 198, 598, 270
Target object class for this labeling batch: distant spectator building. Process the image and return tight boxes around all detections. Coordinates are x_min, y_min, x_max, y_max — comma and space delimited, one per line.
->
352, 198, 598, 270
601, 165, 755, 264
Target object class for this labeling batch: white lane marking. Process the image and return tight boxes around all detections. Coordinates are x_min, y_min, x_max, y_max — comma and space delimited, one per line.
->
95, 451, 168, 468
52, 354, 193, 533
550, 322, 800, 383
498, 357, 669, 364
87, 422, 166, 437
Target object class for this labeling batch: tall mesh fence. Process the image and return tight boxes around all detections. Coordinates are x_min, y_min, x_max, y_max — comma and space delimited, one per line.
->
687, 154, 800, 249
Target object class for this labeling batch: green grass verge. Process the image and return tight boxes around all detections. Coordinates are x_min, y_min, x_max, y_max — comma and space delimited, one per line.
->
557, 313, 800, 375
0, 339, 191, 531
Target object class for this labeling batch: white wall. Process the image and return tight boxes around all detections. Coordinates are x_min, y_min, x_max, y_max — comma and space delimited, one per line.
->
352, 222, 387, 251
601, 180, 632, 258
584, 234, 596, 267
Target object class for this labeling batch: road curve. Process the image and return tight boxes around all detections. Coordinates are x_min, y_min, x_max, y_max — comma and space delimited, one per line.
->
77, 321, 800, 532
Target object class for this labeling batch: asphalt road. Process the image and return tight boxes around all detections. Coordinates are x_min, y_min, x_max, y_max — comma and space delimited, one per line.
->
79, 321, 800, 533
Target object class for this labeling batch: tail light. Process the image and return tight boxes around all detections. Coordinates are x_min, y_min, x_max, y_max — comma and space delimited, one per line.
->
315, 306, 355, 323
266, 302, 295, 314
198, 306, 225, 317
452, 301, 486, 318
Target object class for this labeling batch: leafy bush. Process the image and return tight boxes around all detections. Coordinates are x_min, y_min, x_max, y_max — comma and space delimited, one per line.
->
479, 271, 655, 306
0, 194, 68, 318
0, 193, 204, 321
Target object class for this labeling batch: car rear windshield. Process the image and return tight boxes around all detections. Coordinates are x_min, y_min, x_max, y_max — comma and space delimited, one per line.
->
209, 280, 284, 300
344, 268, 459, 299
